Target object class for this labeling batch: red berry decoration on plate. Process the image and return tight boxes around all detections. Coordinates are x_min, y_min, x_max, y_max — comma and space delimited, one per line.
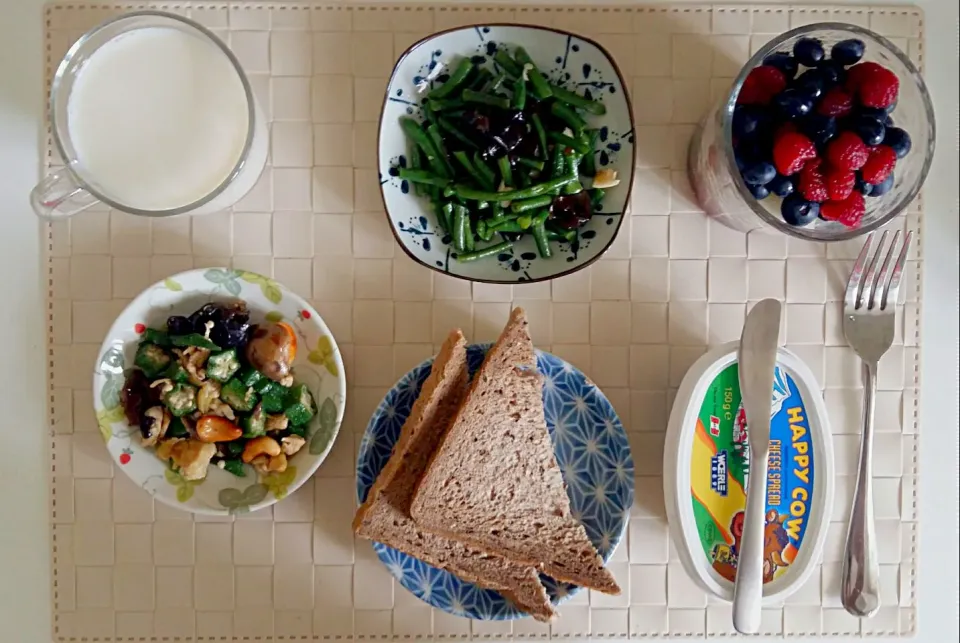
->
825, 166, 856, 201
134, 323, 146, 334
860, 145, 898, 185
772, 132, 817, 176
797, 159, 829, 202
846, 61, 899, 108
826, 132, 870, 171
820, 191, 866, 228
119, 448, 133, 465
737, 65, 787, 105
817, 87, 853, 116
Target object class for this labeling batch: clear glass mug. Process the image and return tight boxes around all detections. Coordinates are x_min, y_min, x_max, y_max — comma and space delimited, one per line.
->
688, 23, 935, 241
31, 10, 268, 220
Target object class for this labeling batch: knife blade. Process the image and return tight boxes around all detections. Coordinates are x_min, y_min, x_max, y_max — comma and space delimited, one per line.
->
732, 298, 782, 634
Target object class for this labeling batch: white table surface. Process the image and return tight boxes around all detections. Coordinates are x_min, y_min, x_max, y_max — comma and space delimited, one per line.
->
0, 1, 956, 641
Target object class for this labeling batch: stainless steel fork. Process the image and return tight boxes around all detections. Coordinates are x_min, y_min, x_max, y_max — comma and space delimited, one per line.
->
840, 229, 912, 618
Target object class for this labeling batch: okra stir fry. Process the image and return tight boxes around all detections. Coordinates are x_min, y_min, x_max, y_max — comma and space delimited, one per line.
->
397, 46, 621, 262
120, 301, 316, 481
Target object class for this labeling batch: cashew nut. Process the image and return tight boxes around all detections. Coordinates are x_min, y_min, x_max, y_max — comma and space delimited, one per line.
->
281, 435, 306, 456
242, 436, 281, 463
156, 437, 183, 461
267, 452, 288, 473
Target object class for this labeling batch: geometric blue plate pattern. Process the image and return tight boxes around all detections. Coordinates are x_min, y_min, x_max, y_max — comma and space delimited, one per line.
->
355, 344, 634, 620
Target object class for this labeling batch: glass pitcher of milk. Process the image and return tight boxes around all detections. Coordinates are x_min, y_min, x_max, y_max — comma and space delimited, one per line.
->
31, 11, 268, 219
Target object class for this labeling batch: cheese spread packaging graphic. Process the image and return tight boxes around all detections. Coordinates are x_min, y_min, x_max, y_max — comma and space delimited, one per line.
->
691, 362, 814, 584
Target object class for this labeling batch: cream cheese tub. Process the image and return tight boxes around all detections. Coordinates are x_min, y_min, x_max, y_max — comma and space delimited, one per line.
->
664, 342, 834, 603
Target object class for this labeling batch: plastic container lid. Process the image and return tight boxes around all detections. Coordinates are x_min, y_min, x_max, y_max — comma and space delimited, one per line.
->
663, 342, 834, 603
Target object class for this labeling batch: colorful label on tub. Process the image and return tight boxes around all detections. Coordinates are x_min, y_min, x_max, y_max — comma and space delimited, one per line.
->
690, 363, 815, 584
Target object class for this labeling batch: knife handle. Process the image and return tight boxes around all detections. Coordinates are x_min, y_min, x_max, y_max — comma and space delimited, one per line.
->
732, 452, 768, 634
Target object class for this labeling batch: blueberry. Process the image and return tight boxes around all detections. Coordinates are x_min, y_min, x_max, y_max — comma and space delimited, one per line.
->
854, 173, 873, 196
883, 127, 912, 158
773, 89, 814, 119
816, 59, 846, 86
768, 173, 795, 197
831, 39, 865, 66
732, 105, 767, 138
869, 172, 895, 196
735, 154, 748, 172
793, 37, 825, 67
852, 115, 886, 146
748, 183, 771, 199
763, 52, 799, 79
794, 69, 827, 99
742, 161, 777, 186
781, 193, 820, 226
802, 113, 838, 146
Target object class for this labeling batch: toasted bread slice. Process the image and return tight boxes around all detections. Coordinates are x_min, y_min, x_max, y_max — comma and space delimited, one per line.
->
352, 329, 555, 621
409, 309, 620, 594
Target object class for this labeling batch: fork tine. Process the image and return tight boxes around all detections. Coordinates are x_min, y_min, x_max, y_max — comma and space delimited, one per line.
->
882, 230, 912, 310
860, 231, 887, 309
845, 232, 874, 309
870, 229, 901, 310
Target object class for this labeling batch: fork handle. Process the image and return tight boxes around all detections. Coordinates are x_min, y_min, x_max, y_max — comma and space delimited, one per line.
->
841, 361, 881, 617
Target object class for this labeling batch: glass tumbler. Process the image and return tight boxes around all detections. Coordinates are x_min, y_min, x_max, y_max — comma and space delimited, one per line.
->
688, 23, 935, 241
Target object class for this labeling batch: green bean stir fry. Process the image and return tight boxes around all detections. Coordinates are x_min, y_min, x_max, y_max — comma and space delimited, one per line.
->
397, 46, 621, 263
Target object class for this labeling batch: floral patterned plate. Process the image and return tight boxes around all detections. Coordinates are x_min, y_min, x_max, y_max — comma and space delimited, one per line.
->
92, 268, 346, 515
378, 25, 635, 284
356, 344, 634, 619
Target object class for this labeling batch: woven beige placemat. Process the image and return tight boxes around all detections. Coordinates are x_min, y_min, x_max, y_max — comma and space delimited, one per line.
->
44, 2, 923, 640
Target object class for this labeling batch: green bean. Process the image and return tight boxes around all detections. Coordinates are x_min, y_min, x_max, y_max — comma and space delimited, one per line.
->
531, 113, 549, 160
398, 168, 451, 187
439, 202, 454, 232
469, 68, 493, 91
516, 157, 545, 172
548, 131, 590, 155
551, 101, 588, 136
461, 210, 475, 252
513, 47, 552, 99
400, 117, 449, 178
497, 156, 514, 188
550, 147, 565, 179
516, 214, 533, 229
438, 117, 479, 151
489, 72, 507, 92
429, 58, 474, 99
512, 76, 527, 110
491, 202, 505, 219
427, 98, 465, 112
426, 124, 456, 177
444, 174, 577, 201
546, 228, 577, 242
490, 221, 524, 233
519, 172, 531, 188
452, 206, 466, 251
482, 213, 517, 228
511, 195, 553, 214
452, 150, 477, 177
462, 88, 510, 109
476, 219, 494, 241
472, 153, 498, 188
493, 49, 524, 78
581, 129, 601, 177
455, 241, 513, 262
589, 187, 606, 209
563, 153, 582, 195
409, 143, 424, 196
422, 104, 440, 128
549, 83, 607, 115
532, 219, 552, 258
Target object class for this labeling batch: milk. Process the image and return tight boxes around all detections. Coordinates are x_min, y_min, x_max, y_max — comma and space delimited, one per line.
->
67, 26, 264, 212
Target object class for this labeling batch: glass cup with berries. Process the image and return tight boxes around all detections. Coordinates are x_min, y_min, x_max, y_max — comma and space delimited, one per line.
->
688, 23, 935, 240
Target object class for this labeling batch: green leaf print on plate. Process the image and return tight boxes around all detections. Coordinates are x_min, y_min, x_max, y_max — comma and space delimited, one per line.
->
96, 406, 126, 442
262, 466, 297, 500
219, 483, 269, 513
164, 468, 204, 503
203, 268, 242, 296
238, 270, 283, 304
309, 397, 338, 455
163, 278, 183, 291
307, 335, 339, 377
265, 311, 284, 323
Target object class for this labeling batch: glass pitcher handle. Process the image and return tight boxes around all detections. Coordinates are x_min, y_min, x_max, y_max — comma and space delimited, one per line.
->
30, 169, 100, 219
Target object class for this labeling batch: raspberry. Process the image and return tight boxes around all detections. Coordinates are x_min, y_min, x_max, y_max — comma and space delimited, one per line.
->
846, 62, 899, 108
817, 87, 853, 117
860, 145, 898, 185
797, 159, 829, 202
826, 132, 869, 171
774, 122, 799, 141
737, 65, 787, 106
824, 166, 856, 201
772, 132, 817, 176
820, 191, 866, 228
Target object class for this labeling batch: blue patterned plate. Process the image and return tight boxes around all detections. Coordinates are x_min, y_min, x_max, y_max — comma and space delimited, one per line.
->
378, 25, 635, 284
356, 344, 634, 620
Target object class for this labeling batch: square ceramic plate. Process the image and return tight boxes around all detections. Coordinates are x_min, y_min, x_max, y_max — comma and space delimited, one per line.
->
378, 25, 635, 284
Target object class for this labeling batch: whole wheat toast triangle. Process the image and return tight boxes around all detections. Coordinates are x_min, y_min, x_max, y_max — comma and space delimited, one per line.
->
352, 329, 556, 621
409, 309, 620, 595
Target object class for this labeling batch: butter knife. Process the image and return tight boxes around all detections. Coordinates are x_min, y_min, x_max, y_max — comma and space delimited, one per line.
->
732, 298, 782, 634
